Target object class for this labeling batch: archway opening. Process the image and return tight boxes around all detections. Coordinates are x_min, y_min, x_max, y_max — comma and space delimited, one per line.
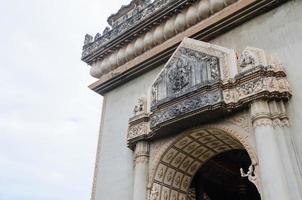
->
188, 149, 261, 200
150, 128, 261, 200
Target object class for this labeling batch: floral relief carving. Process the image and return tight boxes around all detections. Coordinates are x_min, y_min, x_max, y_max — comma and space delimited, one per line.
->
236, 79, 264, 98
128, 123, 149, 140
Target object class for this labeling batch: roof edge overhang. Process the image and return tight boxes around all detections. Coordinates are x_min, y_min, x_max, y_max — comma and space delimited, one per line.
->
89, 0, 287, 96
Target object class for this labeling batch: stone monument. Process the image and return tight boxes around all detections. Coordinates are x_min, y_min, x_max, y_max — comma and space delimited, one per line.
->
81, 0, 302, 199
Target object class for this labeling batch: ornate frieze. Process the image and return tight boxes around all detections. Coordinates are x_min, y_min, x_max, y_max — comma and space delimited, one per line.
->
128, 122, 149, 141
127, 39, 291, 148
82, 0, 190, 58
150, 90, 223, 128
82, 0, 244, 70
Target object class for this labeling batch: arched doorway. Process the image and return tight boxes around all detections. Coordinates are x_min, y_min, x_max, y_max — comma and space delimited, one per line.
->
189, 149, 260, 200
149, 128, 261, 200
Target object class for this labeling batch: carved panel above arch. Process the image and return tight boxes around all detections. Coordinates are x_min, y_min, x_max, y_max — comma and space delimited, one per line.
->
127, 38, 292, 146
151, 38, 237, 111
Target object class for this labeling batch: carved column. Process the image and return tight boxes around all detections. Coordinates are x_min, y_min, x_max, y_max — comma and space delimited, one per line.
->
133, 141, 149, 200
251, 100, 290, 200
128, 97, 150, 200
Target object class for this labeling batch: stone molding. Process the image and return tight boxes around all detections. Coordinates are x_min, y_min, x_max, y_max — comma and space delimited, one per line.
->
82, 0, 239, 66
127, 39, 291, 146
146, 121, 261, 192
85, 0, 286, 96
251, 100, 290, 129
134, 141, 150, 164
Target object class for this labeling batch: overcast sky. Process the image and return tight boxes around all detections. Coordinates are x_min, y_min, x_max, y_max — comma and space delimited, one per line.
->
0, 0, 129, 199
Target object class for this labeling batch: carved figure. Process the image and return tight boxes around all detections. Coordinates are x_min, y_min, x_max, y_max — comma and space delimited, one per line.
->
103, 27, 110, 36
84, 34, 93, 45
240, 165, 257, 183
133, 98, 146, 115
168, 57, 191, 93
239, 50, 256, 68
149, 186, 159, 200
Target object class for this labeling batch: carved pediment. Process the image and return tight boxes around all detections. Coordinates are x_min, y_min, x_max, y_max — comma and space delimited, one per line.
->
127, 38, 291, 146
151, 38, 237, 110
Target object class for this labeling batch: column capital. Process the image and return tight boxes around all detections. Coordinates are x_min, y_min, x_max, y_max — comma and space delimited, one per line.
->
134, 141, 150, 164
251, 100, 289, 129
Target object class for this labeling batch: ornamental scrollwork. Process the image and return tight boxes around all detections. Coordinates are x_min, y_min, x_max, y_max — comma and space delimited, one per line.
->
128, 123, 149, 140
236, 78, 264, 98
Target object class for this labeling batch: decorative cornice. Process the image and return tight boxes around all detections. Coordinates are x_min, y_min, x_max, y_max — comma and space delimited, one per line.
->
82, 0, 197, 62
88, 0, 287, 95
107, 0, 149, 27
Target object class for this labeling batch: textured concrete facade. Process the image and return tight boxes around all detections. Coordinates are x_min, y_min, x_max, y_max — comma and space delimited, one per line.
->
94, 67, 163, 199
88, 1, 302, 199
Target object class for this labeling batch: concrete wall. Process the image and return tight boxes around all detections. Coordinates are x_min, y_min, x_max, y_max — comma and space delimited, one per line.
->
94, 66, 163, 200
94, 1, 302, 199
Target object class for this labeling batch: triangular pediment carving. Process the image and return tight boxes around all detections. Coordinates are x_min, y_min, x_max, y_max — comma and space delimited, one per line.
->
151, 38, 237, 110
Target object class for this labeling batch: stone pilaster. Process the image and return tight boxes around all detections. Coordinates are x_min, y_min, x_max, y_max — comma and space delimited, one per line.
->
270, 101, 302, 199
251, 100, 290, 200
133, 141, 149, 200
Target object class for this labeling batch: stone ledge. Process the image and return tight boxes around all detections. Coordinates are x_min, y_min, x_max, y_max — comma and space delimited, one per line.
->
89, 0, 286, 95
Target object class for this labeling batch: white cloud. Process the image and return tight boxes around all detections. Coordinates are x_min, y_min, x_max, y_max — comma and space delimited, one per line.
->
0, 0, 129, 199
